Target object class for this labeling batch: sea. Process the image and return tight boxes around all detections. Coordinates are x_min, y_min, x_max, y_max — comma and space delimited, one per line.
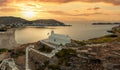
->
15, 23, 117, 44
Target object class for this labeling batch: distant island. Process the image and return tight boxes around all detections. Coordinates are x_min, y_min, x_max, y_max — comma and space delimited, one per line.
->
92, 22, 120, 25
0, 16, 71, 31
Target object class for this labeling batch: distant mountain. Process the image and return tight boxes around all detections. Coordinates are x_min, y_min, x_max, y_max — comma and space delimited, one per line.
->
92, 22, 120, 25
0, 16, 66, 26
32, 19, 65, 26
0, 16, 27, 25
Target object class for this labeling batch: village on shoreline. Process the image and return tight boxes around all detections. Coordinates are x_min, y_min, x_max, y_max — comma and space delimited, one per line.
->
0, 23, 120, 70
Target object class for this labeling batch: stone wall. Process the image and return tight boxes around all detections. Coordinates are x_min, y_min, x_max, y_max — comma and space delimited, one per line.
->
0, 29, 18, 49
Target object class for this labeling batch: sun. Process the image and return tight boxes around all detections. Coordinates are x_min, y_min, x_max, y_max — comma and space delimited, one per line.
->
23, 11, 36, 18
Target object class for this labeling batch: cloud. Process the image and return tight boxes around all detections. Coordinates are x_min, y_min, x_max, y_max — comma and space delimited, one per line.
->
0, 0, 8, 6
44, 10, 109, 16
80, 0, 120, 6
73, 12, 109, 16
45, 11, 71, 16
87, 7, 101, 10
0, 7, 20, 12
84, 12, 108, 16
0, 0, 119, 16
0, 0, 120, 6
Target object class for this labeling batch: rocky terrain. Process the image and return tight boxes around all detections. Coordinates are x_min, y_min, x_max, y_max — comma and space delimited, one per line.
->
0, 16, 27, 25
0, 24, 120, 70
0, 39, 120, 70
0, 29, 18, 49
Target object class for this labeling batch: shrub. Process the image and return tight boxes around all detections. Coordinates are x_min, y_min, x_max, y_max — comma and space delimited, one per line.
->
39, 46, 53, 53
87, 34, 118, 43
55, 49, 77, 65
48, 65, 61, 70
10, 50, 25, 58
0, 49, 8, 54
74, 40, 86, 46
89, 58, 102, 64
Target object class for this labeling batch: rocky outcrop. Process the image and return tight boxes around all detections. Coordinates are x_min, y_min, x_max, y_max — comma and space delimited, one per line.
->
0, 16, 27, 25
0, 52, 10, 61
0, 29, 18, 49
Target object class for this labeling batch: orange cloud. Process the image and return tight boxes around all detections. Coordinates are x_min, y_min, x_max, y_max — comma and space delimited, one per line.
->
0, 8, 13, 12
0, 0, 120, 6
44, 10, 109, 16
0, 7, 20, 12
87, 7, 101, 10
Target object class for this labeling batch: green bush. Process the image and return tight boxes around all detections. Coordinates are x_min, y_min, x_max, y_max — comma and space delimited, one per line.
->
87, 34, 118, 43
39, 46, 53, 53
10, 50, 25, 58
44, 60, 50, 66
55, 49, 77, 65
48, 65, 61, 70
0, 61, 2, 63
56, 49, 77, 58
104, 34, 118, 37
0, 49, 8, 54
74, 40, 86, 46
89, 58, 101, 64
0, 27, 7, 32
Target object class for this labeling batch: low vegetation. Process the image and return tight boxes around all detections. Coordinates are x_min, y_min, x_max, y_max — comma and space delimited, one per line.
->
48, 65, 61, 70
88, 58, 102, 64
86, 34, 120, 44
0, 49, 12, 54
0, 27, 8, 32
10, 49, 25, 58
112, 26, 120, 33
0, 49, 8, 54
38, 44, 53, 53
0, 61, 2, 64
55, 49, 77, 65
73, 40, 86, 46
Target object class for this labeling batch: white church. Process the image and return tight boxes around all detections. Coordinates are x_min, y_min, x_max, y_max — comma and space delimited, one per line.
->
46, 31, 71, 45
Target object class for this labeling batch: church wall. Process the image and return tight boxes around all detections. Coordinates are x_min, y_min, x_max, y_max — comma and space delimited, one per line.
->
48, 35, 71, 45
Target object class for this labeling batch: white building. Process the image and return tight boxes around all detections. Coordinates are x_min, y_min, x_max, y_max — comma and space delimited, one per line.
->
47, 31, 71, 45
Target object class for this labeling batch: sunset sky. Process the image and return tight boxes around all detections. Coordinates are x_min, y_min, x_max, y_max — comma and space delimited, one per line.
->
0, 0, 120, 22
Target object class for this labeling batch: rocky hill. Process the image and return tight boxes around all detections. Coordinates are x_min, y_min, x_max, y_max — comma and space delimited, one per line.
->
92, 22, 120, 25
32, 19, 65, 26
0, 16, 66, 26
0, 16, 27, 25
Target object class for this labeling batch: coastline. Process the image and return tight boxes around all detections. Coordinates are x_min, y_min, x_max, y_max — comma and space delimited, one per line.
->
0, 24, 120, 70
